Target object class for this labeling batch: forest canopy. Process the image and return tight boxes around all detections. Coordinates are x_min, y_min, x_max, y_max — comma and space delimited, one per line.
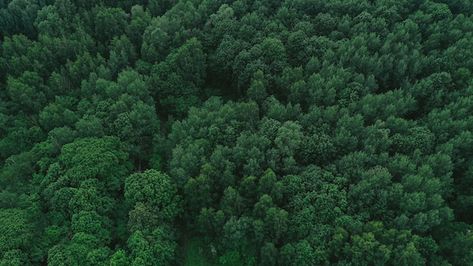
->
1, 0, 473, 265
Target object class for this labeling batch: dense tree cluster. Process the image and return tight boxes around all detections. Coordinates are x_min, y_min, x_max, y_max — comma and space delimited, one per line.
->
1, 0, 473, 265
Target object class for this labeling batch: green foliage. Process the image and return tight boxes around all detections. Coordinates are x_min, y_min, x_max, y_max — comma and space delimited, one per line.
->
1, 0, 473, 265
0, 209, 33, 254
183, 238, 216, 266
125, 169, 181, 224
149, 37, 206, 116
59, 137, 130, 188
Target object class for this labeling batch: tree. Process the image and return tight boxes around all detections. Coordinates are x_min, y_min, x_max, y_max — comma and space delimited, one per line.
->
247, 70, 267, 103
6, 71, 46, 114
93, 7, 127, 43
126, 5, 151, 47
148, 37, 206, 117
0, 208, 33, 254
1, 0, 473, 265
260, 242, 277, 266
58, 137, 130, 189
125, 170, 181, 223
